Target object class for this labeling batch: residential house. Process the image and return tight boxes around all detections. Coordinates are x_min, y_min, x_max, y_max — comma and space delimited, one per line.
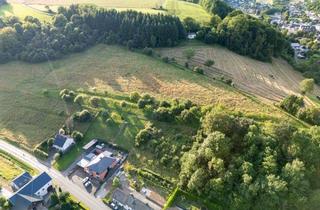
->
9, 172, 52, 210
11, 172, 33, 192
81, 150, 118, 181
52, 134, 75, 153
112, 189, 153, 210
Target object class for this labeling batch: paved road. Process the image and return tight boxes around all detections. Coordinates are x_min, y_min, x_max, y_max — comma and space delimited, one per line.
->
0, 140, 110, 210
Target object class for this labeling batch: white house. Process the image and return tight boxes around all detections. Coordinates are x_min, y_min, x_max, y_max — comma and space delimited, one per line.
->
53, 134, 75, 153
9, 172, 52, 210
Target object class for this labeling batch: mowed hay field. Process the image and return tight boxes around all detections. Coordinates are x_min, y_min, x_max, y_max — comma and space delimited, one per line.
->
164, 0, 211, 25
0, 44, 294, 149
12, 0, 165, 8
0, 3, 51, 21
157, 42, 320, 102
6, 0, 210, 22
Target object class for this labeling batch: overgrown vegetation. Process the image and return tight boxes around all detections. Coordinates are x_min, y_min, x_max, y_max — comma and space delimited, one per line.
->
179, 107, 320, 209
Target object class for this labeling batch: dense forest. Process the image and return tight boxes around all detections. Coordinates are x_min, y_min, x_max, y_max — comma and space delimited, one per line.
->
179, 108, 320, 209
194, 9, 293, 61
0, 5, 186, 63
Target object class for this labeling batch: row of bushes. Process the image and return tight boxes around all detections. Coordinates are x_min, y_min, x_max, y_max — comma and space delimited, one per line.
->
280, 95, 320, 125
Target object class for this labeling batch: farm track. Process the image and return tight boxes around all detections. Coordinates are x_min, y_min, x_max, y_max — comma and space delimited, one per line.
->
157, 45, 320, 102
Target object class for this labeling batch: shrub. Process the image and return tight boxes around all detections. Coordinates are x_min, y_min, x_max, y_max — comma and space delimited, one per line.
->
130, 92, 140, 102
280, 95, 304, 115
120, 101, 127, 107
142, 47, 153, 56
137, 94, 156, 109
101, 109, 109, 120
204, 59, 215, 67
160, 100, 171, 108
193, 66, 204, 74
73, 109, 92, 122
180, 109, 198, 124
89, 96, 100, 107
33, 148, 49, 160
71, 131, 83, 142
60, 89, 76, 102
162, 56, 169, 63
135, 123, 159, 146
171, 104, 185, 115
297, 107, 320, 125
225, 79, 233, 85
183, 48, 195, 60
74, 95, 84, 104
153, 107, 175, 122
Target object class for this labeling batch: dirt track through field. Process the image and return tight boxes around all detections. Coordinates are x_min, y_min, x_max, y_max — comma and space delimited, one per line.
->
158, 45, 320, 102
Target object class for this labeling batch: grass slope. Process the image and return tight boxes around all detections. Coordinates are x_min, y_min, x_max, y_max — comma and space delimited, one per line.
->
0, 3, 51, 21
164, 0, 211, 25
0, 44, 288, 150
157, 41, 320, 102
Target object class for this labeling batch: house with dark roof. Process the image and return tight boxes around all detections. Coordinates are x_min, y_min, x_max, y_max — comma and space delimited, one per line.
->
11, 172, 33, 191
9, 172, 53, 210
53, 134, 75, 153
112, 189, 153, 210
83, 151, 118, 181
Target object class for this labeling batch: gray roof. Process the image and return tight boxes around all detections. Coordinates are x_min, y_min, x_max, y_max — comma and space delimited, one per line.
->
9, 172, 52, 207
11, 172, 32, 190
54, 134, 68, 147
113, 189, 153, 210
87, 156, 116, 174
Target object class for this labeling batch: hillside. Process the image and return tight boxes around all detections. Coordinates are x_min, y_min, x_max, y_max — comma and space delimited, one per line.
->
0, 44, 298, 149
157, 41, 320, 102
0, 2, 51, 21
6, 0, 211, 23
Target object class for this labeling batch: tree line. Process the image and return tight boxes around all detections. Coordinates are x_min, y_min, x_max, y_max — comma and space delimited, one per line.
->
183, 0, 293, 61
0, 4, 186, 63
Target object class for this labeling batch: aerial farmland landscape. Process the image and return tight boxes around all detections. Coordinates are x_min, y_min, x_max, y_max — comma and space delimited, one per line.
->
0, 0, 320, 209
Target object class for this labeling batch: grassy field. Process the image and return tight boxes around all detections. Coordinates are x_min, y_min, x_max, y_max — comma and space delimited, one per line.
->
15, 0, 165, 8
157, 41, 320, 102
0, 43, 303, 155
7, 0, 210, 22
0, 149, 36, 186
0, 3, 52, 21
9, 0, 166, 14
164, 0, 211, 25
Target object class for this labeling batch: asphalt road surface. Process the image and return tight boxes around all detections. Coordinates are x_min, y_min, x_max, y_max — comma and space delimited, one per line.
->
0, 139, 110, 210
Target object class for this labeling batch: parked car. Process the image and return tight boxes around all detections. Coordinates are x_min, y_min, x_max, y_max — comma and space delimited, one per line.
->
82, 177, 89, 184
84, 181, 92, 188
110, 202, 118, 210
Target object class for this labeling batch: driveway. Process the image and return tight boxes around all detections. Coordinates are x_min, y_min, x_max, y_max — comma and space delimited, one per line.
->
0, 139, 110, 210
